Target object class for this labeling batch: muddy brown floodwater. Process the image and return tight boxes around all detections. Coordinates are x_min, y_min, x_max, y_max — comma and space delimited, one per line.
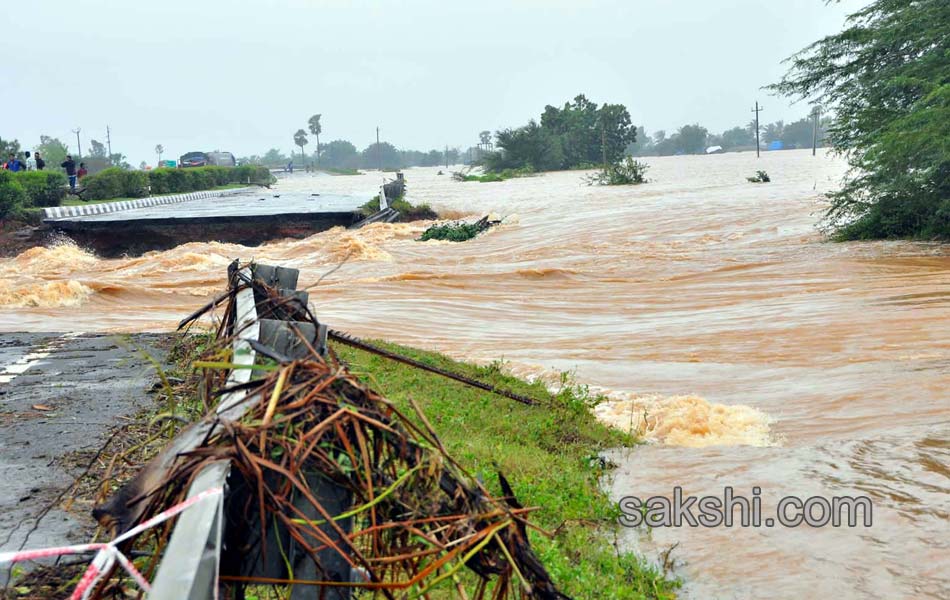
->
1, 149, 947, 598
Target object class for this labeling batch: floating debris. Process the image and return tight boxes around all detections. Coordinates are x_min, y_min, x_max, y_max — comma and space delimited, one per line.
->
418, 214, 502, 242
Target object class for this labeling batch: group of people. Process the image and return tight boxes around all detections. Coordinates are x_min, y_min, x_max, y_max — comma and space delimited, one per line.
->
2, 151, 88, 191
2, 151, 45, 172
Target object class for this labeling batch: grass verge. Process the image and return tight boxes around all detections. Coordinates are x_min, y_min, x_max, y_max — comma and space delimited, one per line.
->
334, 339, 680, 599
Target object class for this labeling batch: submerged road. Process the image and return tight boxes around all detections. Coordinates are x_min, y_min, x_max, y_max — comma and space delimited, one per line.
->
0, 333, 166, 576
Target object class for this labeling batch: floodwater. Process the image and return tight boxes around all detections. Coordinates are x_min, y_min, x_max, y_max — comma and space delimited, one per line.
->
1, 150, 947, 598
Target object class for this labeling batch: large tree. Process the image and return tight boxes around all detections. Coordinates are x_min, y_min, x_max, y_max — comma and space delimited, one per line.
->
37, 136, 68, 169
320, 140, 359, 169
0, 136, 20, 159
361, 142, 401, 171
308, 114, 322, 165
293, 129, 308, 163
488, 94, 635, 171
770, 0, 950, 239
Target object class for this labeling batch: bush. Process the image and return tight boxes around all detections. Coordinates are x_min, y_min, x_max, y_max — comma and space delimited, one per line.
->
164, 168, 189, 192
14, 171, 67, 207
0, 170, 28, 219
747, 170, 770, 183
231, 165, 273, 185
147, 168, 173, 194
584, 157, 649, 186
418, 218, 492, 242
80, 167, 149, 201
57, 165, 277, 203
120, 170, 149, 198
80, 167, 125, 201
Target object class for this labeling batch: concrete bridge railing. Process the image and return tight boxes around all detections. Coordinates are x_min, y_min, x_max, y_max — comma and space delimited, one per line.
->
42, 187, 254, 221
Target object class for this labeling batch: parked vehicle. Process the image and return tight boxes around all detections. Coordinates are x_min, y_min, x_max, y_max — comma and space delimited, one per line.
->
206, 151, 236, 167
178, 151, 236, 168
179, 151, 208, 168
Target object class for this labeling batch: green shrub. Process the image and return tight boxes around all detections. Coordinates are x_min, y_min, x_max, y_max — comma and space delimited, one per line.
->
79, 167, 125, 201
584, 157, 649, 186
418, 220, 489, 242
147, 168, 173, 194
186, 168, 214, 191
231, 165, 273, 185
747, 170, 770, 183
120, 170, 149, 198
14, 171, 67, 207
0, 170, 28, 219
77, 165, 275, 202
165, 168, 189, 192
209, 166, 231, 186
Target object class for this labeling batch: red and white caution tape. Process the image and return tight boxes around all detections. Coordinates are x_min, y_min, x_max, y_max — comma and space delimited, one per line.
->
1, 486, 223, 599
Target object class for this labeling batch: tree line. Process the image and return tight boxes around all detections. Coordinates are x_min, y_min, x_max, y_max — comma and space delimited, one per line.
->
627, 115, 830, 156
240, 141, 462, 171
481, 94, 636, 172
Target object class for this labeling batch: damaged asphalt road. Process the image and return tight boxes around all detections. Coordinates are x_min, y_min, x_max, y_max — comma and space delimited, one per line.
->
0, 332, 169, 578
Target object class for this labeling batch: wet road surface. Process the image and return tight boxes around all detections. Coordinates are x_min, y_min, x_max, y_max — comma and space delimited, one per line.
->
0, 333, 167, 576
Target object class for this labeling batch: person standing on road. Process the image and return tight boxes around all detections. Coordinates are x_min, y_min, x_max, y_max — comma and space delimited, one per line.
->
34, 152, 45, 170
25, 151, 36, 171
62, 155, 77, 191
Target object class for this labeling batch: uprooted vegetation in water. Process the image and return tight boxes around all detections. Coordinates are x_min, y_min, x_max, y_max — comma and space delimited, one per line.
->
417, 215, 499, 242
583, 157, 650, 186
453, 167, 536, 183
747, 170, 771, 183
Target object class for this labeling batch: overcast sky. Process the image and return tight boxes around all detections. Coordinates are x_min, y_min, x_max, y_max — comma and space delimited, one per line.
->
1, 0, 862, 165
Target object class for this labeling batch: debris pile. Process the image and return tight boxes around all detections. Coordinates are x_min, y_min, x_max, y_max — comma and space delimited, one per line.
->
418, 214, 503, 242
90, 263, 568, 599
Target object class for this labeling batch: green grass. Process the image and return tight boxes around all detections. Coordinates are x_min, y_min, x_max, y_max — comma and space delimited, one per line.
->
455, 167, 536, 183
147, 334, 680, 598
316, 167, 361, 176
61, 183, 245, 206
358, 194, 437, 221
334, 340, 680, 599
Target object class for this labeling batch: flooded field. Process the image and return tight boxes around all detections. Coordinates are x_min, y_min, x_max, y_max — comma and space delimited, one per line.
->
1, 149, 947, 598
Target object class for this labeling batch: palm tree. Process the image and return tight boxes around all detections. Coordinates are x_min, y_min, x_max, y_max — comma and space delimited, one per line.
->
308, 115, 322, 166
293, 129, 308, 164
155, 144, 164, 164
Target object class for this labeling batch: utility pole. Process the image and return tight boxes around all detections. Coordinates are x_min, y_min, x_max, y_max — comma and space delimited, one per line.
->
444, 145, 449, 169
376, 127, 381, 171
751, 102, 763, 158
811, 106, 820, 156
72, 128, 82, 159
106, 125, 113, 158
